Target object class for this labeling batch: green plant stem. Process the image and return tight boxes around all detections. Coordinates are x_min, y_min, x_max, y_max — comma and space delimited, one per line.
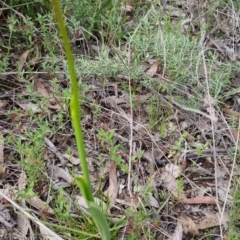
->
51, 0, 93, 202
52, 2, 110, 239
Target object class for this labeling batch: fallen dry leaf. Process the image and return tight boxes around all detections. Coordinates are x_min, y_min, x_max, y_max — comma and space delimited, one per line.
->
203, 95, 218, 123
158, 172, 218, 205
27, 195, 54, 214
17, 170, 35, 238
165, 163, 181, 178
47, 163, 73, 184
167, 150, 177, 158
0, 214, 15, 228
18, 171, 49, 216
178, 214, 199, 236
123, 4, 133, 12
104, 162, 118, 208
217, 179, 230, 202
75, 195, 88, 209
100, 96, 127, 107
0, 185, 14, 204
185, 132, 196, 142
17, 102, 42, 113
159, 171, 186, 200
171, 221, 183, 240
17, 215, 34, 240
146, 61, 159, 76
197, 212, 230, 230
63, 153, 79, 165
19, 50, 30, 71
222, 107, 240, 118
33, 77, 62, 111
180, 196, 218, 205
40, 225, 59, 240
0, 100, 6, 109
44, 138, 66, 165
206, 106, 218, 123
147, 194, 159, 208
34, 78, 50, 99
18, 171, 27, 190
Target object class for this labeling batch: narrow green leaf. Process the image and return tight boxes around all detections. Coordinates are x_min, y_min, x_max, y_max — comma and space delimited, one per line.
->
88, 202, 110, 240
75, 177, 94, 203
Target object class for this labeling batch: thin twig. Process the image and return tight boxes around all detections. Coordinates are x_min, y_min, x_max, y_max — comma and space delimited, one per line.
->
127, 76, 133, 197
221, 118, 240, 224
0, 190, 64, 240
169, 96, 218, 122
0, 71, 64, 75
44, 137, 66, 165
200, 38, 223, 239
